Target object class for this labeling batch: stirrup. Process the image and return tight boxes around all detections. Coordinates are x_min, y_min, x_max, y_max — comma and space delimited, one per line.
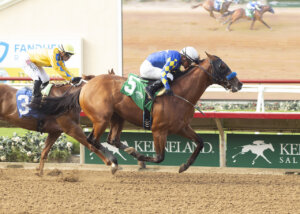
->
145, 88, 154, 100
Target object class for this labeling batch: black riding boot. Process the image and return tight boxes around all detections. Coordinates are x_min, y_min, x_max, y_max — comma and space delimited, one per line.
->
31, 80, 42, 106
145, 80, 164, 100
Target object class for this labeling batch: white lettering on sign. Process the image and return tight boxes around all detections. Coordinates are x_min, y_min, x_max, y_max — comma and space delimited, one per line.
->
280, 144, 300, 156
134, 140, 214, 154
279, 157, 298, 164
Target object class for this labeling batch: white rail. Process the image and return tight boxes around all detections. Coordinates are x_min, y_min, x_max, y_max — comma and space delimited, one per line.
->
206, 84, 300, 112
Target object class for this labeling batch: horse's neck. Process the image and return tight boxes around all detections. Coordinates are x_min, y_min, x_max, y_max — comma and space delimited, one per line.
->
260, 6, 269, 14
173, 60, 212, 105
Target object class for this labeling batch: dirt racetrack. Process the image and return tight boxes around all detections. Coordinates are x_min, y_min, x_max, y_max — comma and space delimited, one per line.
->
0, 165, 300, 214
123, 3, 300, 100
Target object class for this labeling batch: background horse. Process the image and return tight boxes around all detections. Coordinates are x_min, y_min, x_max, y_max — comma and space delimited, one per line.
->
223, 5, 274, 31
0, 76, 117, 175
32, 53, 242, 173
192, 0, 235, 19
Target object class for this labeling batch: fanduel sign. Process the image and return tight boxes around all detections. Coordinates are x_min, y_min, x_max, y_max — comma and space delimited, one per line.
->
0, 38, 82, 68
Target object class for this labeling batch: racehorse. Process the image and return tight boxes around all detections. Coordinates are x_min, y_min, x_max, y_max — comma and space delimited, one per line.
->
0, 76, 117, 176
31, 53, 243, 173
192, 0, 235, 19
223, 5, 274, 31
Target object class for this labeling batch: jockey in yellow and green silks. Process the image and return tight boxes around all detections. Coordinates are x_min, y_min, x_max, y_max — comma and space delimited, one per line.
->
140, 47, 200, 100
22, 44, 81, 105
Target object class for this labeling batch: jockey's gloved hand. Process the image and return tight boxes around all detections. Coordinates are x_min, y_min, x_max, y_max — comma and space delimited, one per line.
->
71, 77, 82, 84
165, 89, 174, 96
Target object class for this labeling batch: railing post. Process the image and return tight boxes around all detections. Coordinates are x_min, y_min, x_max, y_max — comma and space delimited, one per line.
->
214, 118, 225, 167
256, 85, 265, 112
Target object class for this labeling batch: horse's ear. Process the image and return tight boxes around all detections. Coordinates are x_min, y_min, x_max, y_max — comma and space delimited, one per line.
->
205, 52, 213, 59
82, 74, 95, 80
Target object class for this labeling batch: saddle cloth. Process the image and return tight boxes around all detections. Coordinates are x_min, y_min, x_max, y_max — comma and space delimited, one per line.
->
120, 74, 164, 130
245, 8, 254, 18
16, 84, 53, 119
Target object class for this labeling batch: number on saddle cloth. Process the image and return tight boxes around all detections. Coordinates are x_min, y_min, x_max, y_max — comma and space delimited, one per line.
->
121, 74, 155, 111
120, 74, 155, 130
245, 8, 254, 18
16, 85, 52, 119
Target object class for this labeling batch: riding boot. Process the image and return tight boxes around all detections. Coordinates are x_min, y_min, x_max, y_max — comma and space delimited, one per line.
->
41, 81, 49, 90
145, 80, 164, 100
31, 80, 42, 106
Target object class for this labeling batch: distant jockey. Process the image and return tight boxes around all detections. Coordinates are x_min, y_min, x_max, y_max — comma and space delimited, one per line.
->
140, 47, 200, 100
246, 0, 262, 19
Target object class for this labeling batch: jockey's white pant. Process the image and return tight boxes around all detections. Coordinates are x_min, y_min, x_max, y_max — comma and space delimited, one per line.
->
21, 53, 50, 83
139, 60, 174, 81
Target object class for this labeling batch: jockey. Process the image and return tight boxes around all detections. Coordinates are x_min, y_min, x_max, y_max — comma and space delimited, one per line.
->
246, 0, 262, 18
22, 44, 81, 105
140, 47, 200, 100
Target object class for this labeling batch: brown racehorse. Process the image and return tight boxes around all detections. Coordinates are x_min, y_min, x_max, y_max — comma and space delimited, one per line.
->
32, 53, 242, 173
0, 76, 117, 176
192, 0, 234, 19
223, 5, 274, 31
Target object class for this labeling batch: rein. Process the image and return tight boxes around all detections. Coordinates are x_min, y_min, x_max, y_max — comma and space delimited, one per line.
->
173, 94, 205, 116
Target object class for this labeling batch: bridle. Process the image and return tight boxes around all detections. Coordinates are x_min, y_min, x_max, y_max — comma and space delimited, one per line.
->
170, 56, 237, 115
196, 57, 236, 90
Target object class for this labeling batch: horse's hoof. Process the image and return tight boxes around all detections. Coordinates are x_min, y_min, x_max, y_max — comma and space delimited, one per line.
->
35, 172, 43, 177
111, 163, 118, 175
138, 161, 146, 169
124, 147, 135, 155
178, 163, 187, 173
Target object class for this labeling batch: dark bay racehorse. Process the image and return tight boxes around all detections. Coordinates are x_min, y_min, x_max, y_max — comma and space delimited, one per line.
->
192, 0, 235, 19
223, 5, 274, 31
32, 53, 242, 173
0, 76, 117, 175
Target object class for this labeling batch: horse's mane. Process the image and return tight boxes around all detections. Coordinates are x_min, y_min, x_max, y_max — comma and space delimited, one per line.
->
173, 59, 206, 81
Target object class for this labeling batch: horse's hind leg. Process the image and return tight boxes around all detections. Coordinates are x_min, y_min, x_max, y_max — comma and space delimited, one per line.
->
37, 131, 61, 176
57, 116, 118, 173
209, 11, 216, 19
108, 113, 146, 169
177, 125, 204, 173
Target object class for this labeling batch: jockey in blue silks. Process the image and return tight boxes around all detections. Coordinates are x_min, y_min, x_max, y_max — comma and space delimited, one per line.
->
140, 47, 200, 100
246, 0, 262, 19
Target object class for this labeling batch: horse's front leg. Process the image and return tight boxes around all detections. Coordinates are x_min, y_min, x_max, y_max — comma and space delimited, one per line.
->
127, 131, 167, 163
259, 19, 271, 29
177, 125, 204, 173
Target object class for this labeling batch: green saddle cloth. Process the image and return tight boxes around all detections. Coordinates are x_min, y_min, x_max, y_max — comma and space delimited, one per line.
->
245, 8, 254, 19
120, 74, 154, 112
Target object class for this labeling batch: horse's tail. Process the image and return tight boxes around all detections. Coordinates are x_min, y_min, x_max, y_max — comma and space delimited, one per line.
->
191, 3, 203, 9
30, 88, 82, 116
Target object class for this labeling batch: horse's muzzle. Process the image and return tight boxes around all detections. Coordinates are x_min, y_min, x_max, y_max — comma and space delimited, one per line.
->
231, 81, 243, 93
